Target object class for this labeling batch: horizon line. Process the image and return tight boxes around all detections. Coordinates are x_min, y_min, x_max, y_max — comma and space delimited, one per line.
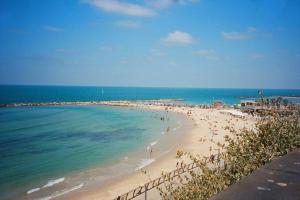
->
0, 84, 300, 90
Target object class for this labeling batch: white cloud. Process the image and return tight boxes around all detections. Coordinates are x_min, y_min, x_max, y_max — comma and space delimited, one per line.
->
247, 27, 256, 32
146, 0, 173, 8
221, 27, 256, 40
221, 32, 250, 40
63, 60, 79, 65
193, 49, 220, 60
7, 28, 30, 35
168, 61, 177, 66
115, 20, 141, 28
99, 46, 113, 52
56, 48, 78, 54
276, 27, 286, 32
161, 30, 194, 44
150, 49, 166, 56
83, 0, 155, 16
251, 53, 265, 59
146, 0, 199, 9
276, 48, 287, 54
43, 26, 64, 32
83, 0, 199, 16
120, 59, 129, 64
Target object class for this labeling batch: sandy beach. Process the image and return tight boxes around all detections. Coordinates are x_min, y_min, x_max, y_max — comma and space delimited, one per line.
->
66, 102, 256, 200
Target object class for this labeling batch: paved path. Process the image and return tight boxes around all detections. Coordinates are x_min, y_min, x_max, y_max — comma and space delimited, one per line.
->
211, 149, 300, 200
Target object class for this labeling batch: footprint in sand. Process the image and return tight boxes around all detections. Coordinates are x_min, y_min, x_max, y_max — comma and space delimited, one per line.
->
276, 182, 287, 187
257, 186, 271, 191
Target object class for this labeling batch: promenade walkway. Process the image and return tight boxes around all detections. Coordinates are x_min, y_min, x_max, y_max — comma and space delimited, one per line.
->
211, 149, 300, 200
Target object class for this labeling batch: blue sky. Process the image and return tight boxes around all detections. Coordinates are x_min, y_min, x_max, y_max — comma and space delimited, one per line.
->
0, 0, 299, 89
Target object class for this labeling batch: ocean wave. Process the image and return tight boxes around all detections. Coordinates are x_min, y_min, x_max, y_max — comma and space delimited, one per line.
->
150, 140, 158, 146
27, 177, 65, 195
135, 159, 155, 171
38, 183, 84, 200
147, 140, 158, 151
42, 177, 65, 188
27, 187, 40, 194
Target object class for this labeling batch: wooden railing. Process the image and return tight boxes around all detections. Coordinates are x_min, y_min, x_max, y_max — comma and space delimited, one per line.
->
114, 153, 220, 200
114, 162, 197, 200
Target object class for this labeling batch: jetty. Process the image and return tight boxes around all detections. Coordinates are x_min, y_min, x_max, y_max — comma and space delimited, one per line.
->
0, 99, 181, 108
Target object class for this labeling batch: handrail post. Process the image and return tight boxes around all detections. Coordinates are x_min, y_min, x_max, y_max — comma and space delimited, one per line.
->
144, 183, 149, 200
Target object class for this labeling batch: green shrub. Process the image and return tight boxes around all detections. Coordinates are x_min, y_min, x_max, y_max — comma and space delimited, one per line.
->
159, 112, 300, 200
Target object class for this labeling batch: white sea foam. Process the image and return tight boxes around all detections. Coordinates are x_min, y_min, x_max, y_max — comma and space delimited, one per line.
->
42, 177, 65, 188
135, 159, 155, 171
39, 183, 84, 200
27, 177, 65, 195
27, 187, 40, 194
147, 140, 158, 151
161, 131, 165, 135
172, 124, 182, 133
150, 140, 158, 146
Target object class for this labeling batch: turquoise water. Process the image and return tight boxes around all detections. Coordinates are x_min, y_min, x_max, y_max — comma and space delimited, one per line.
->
0, 105, 183, 200
1, 85, 300, 104
1, 85, 300, 199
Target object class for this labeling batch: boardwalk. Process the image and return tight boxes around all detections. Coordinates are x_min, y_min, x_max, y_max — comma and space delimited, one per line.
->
210, 149, 300, 200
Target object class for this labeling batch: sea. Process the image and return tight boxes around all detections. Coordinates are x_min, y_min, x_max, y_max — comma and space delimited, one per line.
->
0, 85, 300, 200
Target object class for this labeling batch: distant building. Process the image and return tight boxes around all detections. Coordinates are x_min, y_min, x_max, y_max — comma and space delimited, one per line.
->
240, 100, 264, 113
241, 100, 256, 107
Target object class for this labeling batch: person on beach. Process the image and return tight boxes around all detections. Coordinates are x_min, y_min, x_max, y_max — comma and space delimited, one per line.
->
147, 146, 153, 158
166, 127, 170, 133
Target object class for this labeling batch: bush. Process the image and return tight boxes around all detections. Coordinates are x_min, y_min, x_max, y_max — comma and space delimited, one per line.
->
159, 112, 300, 200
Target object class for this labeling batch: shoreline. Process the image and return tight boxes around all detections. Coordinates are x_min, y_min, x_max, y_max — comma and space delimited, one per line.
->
64, 103, 255, 200
63, 107, 193, 200
20, 104, 190, 200
2, 101, 256, 200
